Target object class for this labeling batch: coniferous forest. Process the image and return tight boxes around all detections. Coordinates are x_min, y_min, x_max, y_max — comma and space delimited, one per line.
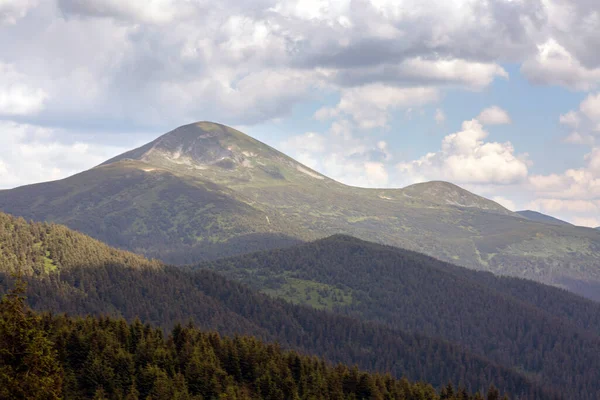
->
0, 212, 556, 399
0, 280, 509, 400
0, 211, 597, 399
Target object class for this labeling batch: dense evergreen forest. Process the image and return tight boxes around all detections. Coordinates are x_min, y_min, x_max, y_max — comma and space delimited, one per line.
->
0, 212, 555, 398
0, 281, 510, 400
199, 236, 600, 400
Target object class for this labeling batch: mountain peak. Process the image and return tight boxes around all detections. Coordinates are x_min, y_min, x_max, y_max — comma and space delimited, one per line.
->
400, 181, 512, 214
100, 121, 329, 183
103, 122, 267, 167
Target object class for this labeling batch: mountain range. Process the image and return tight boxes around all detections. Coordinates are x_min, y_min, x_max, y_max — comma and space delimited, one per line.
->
0, 121, 598, 300
0, 212, 556, 399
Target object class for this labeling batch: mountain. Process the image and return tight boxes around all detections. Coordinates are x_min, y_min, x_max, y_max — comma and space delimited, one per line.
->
516, 210, 573, 226
198, 235, 600, 398
0, 212, 553, 398
1, 121, 600, 299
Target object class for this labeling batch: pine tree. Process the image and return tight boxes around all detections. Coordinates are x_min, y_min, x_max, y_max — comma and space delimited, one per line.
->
0, 277, 63, 399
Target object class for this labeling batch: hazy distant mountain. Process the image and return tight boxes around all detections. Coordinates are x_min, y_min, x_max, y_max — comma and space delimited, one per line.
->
517, 210, 573, 226
1, 121, 599, 300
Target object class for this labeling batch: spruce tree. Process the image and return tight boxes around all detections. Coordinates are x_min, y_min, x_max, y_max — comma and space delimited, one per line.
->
0, 277, 63, 399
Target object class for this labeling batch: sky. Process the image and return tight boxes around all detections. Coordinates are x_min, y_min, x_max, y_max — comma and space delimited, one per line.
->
1, 0, 600, 227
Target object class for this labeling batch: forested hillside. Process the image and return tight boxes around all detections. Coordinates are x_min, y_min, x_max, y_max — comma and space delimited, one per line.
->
2, 122, 600, 301
0, 283, 509, 400
199, 235, 600, 400
0, 212, 551, 398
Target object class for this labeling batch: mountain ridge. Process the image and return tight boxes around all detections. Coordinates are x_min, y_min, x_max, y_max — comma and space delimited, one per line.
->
0, 211, 556, 398
1, 121, 599, 300
516, 210, 573, 226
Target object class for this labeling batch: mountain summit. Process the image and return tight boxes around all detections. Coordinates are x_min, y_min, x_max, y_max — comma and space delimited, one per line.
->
1, 121, 599, 300
102, 122, 329, 185
401, 181, 510, 214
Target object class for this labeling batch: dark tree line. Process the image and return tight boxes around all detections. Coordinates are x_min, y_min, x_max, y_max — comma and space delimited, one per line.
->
199, 235, 600, 400
1, 282, 509, 400
0, 212, 556, 399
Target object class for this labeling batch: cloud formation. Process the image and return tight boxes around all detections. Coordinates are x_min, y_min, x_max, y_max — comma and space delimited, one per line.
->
0, 121, 126, 189
1, 0, 600, 227
315, 85, 439, 129
0, 0, 594, 133
397, 119, 529, 185
477, 106, 512, 125
560, 92, 600, 144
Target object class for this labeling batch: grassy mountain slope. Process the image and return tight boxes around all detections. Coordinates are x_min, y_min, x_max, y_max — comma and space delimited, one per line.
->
0, 212, 552, 398
197, 235, 600, 399
516, 210, 572, 226
1, 122, 599, 298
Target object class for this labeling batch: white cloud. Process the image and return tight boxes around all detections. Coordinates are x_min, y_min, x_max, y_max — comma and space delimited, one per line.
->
476, 106, 512, 125
559, 92, 600, 144
330, 58, 508, 89
364, 162, 389, 187
527, 198, 599, 214
281, 132, 326, 154
0, 120, 127, 188
0, 0, 39, 24
316, 85, 439, 129
521, 39, 600, 91
0, 63, 47, 116
0, 0, 551, 133
529, 147, 600, 200
397, 119, 529, 185
580, 92, 600, 122
559, 110, 580, 128
278, 119, 392, 187
435, 108, 446, 125
571, 216, 600, 228
492, 196, 516, 211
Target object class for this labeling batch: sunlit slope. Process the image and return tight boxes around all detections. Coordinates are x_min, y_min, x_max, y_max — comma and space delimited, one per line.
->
1, 121, 599, 298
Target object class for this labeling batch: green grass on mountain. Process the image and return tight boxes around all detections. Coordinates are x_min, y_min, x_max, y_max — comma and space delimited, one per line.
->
1, 122, 599, 301
262, 277, 354, 310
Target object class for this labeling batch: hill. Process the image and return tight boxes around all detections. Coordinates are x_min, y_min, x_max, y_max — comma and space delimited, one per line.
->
0, 286, 509, 400
198, 235, 600, 398
0, 212, 550, 398
1, 122, 599, 299
516, 210, 572, 226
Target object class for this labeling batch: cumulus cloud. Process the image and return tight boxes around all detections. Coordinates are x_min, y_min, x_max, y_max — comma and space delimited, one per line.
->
559, 92, 600, 144
397, 119, 529, 185
529, 147, 600, 200
278, 120, 392, 187
330, 58, 508, 89
571, 216, 600, 228
0, 0, 563, 134
521, 39, 600, 91
0, 0, 39, 24
315, 85, 439, 129
0, 63, 47, 116
435, 109, 446, 125
492, 196, 517, 211
477, 106, 512, 125
528, 198, 599, 214
281, 132, 326, 154
0, 120, 127, 188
